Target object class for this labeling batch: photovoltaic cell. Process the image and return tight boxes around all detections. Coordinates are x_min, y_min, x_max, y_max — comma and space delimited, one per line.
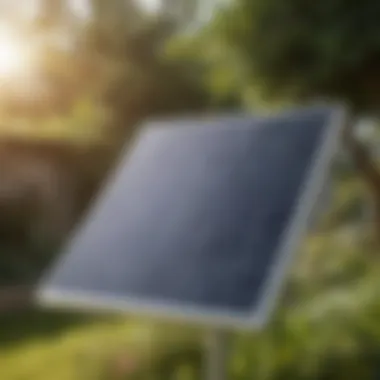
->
37, 105, 345, 330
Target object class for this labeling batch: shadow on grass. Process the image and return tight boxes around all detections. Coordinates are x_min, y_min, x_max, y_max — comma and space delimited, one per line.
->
0, 308, 107, 349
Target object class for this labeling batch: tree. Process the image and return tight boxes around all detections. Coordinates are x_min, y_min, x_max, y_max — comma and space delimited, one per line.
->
84, 11, 216, 149
213, 0, 380, 238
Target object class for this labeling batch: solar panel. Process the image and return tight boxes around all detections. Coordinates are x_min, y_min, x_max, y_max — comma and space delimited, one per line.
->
36, 105, 346, 330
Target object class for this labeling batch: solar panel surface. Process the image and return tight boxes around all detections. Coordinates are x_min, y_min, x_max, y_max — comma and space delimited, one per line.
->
37, 105, 345, 329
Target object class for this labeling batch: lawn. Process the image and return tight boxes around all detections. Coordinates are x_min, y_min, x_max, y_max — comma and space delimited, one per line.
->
0, 309, 204, 380
0, 310, 147, 380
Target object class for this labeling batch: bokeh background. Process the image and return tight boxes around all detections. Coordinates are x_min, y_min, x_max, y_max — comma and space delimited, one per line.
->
1, 0, 380, 379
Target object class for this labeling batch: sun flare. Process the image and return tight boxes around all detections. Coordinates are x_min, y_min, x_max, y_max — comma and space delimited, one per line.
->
0, 25, 33, 79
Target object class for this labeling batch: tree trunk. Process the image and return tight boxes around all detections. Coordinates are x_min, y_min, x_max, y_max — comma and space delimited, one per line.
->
342, 109, 380, 242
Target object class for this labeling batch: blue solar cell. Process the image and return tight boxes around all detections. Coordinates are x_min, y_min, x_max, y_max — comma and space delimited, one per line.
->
37, 105, 345, 329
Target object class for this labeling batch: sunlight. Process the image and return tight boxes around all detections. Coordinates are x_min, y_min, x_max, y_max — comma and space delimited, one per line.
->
0, 35, 26, 76
138, 0, 160, 13
0, 24, 34, 79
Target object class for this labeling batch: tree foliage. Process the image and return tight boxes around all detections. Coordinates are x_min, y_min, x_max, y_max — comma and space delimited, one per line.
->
95, 18, 213, 138
215, 0, 380, 111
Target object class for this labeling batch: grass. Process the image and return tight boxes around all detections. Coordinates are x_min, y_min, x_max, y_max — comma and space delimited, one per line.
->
0, 309, 205, 380
0, 310, 143, 380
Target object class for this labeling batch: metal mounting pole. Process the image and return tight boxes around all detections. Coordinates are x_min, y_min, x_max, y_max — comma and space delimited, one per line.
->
204, 329, 232, 380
